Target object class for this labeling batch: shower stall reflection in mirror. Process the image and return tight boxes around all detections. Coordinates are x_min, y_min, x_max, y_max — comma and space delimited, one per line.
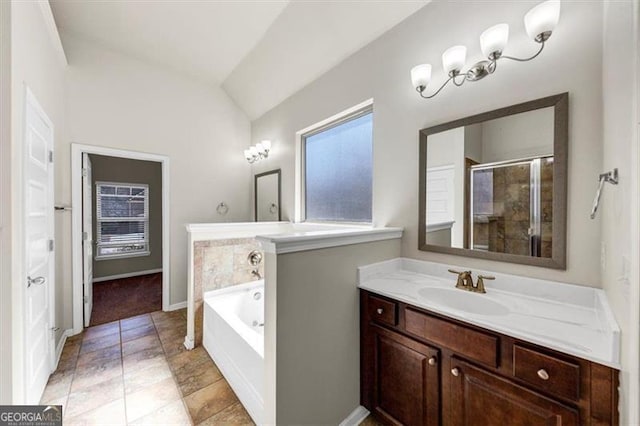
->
469, 155, 553, 258
70, 143, 170, 334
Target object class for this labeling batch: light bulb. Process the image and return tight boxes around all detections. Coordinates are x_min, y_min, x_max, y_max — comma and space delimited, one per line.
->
411, 64, 432, 92
249, 146, 259, 157
256, 143, 265, 153
244, 149, 252, 162
261, 140, 271, 152
480, 24, 509, 60
442, 45, 467, 75
524, 0, 560, 42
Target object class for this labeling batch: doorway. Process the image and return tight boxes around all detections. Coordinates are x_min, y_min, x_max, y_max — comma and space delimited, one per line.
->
71, 144, 170, 334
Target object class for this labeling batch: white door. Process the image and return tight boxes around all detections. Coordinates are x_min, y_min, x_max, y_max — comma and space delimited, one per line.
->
426, 165, 455, 224
82, 153, 93, 327
24, 88, 55, 403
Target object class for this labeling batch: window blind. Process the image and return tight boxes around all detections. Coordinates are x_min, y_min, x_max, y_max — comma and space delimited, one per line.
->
96, 182, 149, 258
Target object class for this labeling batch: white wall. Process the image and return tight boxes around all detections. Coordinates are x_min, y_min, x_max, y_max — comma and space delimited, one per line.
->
10, 0, 67, 403
601, 1, 639, 424
61, 35, 253, 317
251, 0, 604, 287
0, 0, 11, 406
480, 107, 554, 163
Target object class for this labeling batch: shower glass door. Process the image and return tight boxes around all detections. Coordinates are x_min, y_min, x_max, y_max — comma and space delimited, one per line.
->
470, 156, 553, 257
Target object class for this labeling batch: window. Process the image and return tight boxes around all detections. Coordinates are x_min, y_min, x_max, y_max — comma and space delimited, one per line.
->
302, 108, 373, 222
96, 182, 149, 259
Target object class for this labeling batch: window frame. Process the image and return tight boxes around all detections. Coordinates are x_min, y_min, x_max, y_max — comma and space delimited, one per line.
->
95, 181, 150, 260
298, 103, 374, 224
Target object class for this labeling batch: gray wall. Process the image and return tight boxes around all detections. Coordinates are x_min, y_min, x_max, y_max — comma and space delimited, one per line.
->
264, 239, 401, 424
250, 0, 605, 288
89, 154, 162, 279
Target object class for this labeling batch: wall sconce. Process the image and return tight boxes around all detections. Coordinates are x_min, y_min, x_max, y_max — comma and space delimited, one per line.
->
411, 0, 560, 99
244, 140, 271, 164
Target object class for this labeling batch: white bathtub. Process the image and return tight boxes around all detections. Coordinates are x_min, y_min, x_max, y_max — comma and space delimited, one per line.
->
203, 280, 264, 424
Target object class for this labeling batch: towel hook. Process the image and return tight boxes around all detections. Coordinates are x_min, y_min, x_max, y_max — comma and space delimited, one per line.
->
590, 168, 618, 219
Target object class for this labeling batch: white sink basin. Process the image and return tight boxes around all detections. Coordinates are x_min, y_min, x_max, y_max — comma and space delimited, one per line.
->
417, 287, 510, 316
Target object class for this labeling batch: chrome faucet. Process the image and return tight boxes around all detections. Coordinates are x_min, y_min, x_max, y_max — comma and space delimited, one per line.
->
448, 269, 495, 294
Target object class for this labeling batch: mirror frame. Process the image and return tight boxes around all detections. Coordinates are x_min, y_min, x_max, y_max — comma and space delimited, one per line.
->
418, 92, 569, 269
254, 168, 282, 222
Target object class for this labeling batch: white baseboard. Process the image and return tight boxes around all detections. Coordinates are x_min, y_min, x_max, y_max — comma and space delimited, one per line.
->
93, 268, 163, 283
54, 329, 73, 370
167, 301, 187, 311
339, 406, 370, 426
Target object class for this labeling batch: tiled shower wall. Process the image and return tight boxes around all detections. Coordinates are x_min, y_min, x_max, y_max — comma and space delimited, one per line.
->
474, 160, 553, 257
193, 238, 264, 345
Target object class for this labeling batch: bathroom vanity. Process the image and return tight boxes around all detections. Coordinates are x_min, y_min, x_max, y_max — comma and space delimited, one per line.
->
359, 259, 620, 425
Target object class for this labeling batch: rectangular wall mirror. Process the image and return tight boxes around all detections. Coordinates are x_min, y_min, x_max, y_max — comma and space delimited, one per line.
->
419, 93, 568, 269
255, 169, 281, 222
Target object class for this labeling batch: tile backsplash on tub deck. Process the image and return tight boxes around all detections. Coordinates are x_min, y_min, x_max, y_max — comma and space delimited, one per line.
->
193, 238, 264, 345
195, 238, 264, 295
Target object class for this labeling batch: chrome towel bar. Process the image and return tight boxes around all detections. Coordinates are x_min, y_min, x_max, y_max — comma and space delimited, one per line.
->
590, 168, 618, 219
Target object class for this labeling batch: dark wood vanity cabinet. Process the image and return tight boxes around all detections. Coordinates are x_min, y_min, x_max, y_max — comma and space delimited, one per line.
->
449, 358, 578, 425
369, 325, 440, 426
360, 290, 619, 426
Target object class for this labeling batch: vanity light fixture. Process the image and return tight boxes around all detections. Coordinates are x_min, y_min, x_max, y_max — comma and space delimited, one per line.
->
411, 0, 560, 99
244, 140, 272, 164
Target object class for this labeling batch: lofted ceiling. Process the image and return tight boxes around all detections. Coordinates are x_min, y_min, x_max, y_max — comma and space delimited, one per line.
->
50, 0, 429, 120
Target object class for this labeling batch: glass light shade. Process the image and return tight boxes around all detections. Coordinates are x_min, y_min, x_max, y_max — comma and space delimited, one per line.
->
244, 149, 252, 160
256, 143, 265, 153
249, 146, 259, 156
524, 0, 560, 41
480, 24, 509, 58
411, 64, 432, 90
442, 45, 467, 74
261, 140, 272, 151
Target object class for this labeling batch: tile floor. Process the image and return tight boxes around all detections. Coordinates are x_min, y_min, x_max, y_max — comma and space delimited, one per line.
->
40, 309, 253, 425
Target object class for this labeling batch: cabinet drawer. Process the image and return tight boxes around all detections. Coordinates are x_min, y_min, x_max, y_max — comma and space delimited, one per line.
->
513, 344, 580, 401
366, 294, 397, 326
405, 308, 499, 367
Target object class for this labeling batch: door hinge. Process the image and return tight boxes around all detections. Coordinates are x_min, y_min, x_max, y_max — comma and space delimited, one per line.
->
48, 151, 53, 163
48, 239, 54, 252
82, 231, 88, 241
83, 296, 88, 303
82, 168, 87, 177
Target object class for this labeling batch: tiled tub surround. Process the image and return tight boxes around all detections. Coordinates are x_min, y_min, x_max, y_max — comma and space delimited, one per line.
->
192, 238, 264, 346
358, 258, 620, 368
40, 310, 254, 425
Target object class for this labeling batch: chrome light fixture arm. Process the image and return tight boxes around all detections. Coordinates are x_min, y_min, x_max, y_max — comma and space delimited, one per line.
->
417, 73, 468, 98
501, 41, 545, 63
417, 75, 454, 99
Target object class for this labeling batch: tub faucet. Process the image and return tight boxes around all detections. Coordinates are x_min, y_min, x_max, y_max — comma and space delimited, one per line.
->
251, 269, 262, 280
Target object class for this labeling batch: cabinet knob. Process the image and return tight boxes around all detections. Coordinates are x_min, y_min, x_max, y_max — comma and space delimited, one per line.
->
428, 356, 437, 366
537, 369, 550, 380
451, 367, 460, 377
376, 308, 384, 315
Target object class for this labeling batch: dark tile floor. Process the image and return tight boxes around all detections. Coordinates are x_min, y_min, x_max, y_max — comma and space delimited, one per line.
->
40, 309, 253, 425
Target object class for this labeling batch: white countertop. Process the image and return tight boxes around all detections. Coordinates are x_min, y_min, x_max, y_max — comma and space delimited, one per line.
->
358, 258, 620, 369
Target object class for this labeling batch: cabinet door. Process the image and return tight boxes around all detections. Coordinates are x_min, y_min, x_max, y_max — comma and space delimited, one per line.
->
372, 326, 440, 426
448, 358, 578, 426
